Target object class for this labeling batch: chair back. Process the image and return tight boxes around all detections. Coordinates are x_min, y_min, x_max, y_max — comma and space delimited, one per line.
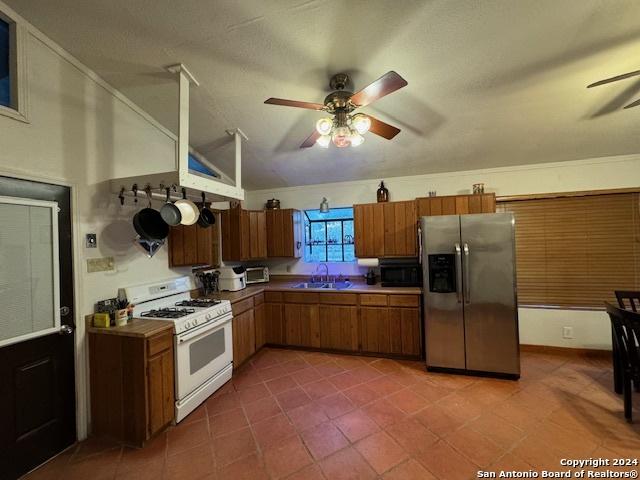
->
605, 302, 640, 371
615, 290, 640, 312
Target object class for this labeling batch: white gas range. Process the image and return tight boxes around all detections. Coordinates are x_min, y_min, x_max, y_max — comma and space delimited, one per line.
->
120, 276, 233, 423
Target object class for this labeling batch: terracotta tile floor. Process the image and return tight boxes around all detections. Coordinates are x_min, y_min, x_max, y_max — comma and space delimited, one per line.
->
24, 348, 640, 480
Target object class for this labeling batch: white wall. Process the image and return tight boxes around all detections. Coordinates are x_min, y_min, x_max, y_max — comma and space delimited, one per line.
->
0, 2, 190, 439
246, 154, 640, 351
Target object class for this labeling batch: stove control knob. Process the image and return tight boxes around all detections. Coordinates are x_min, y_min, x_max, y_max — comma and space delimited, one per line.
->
185, 321, 191, 329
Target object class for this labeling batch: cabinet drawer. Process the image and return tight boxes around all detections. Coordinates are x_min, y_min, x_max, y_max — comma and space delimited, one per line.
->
359, 294, 388, 306
388, 295, 420, 308
147, 331, 173, 357
319, 293, 358, 305
265, 291, 283, 303
283, 292, 320, 304
254, 292, 265, 306
232, 297, 254, 316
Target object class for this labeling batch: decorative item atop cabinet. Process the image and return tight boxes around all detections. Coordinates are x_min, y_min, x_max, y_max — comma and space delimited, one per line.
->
266, 209, 303, 258
221, 205, 267, 261
377, 181, 389, 203
265, 198, 280, 210
472, 183, 485, 194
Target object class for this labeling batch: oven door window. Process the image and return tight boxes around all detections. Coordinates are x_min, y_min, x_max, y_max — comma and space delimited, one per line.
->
189, 327, 226, 375
246, 270, 262, 282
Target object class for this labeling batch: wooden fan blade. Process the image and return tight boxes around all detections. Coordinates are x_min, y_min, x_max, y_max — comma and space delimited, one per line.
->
368, 115, 401, 140
265, 98, 326, 110
300, 130, 321, 148
350, 71, 408, 107
587, 69, 640, 88
624, 97, 640, 109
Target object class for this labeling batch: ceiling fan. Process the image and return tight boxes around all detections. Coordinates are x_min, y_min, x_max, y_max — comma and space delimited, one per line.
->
587, 69, 640, 109
264, 71, 408, 148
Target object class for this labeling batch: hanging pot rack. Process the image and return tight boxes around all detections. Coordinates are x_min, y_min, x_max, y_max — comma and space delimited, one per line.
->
116, 183, 217, 206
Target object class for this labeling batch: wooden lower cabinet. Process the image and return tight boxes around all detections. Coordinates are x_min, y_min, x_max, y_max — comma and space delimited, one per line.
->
361, 306, 421, 356
232, 309, 255, 368
265, 302, 285, 344
254, 302, 266, 350
319, 305, 359, 352
89, 328, 175, 446
284, 304, 320, 347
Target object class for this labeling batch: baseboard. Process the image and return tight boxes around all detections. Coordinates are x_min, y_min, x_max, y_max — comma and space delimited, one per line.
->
520, 344, 611, 359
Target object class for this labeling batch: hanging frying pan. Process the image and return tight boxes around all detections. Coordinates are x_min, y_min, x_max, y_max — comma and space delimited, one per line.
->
133, 188, 169, 240
174, 188, 199, 226
159, 187, 182, 226
197, 192, 216, 228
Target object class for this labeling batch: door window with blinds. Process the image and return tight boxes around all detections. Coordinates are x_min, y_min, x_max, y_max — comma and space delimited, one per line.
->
0, 197, 60, 347
497, 192, 640, 309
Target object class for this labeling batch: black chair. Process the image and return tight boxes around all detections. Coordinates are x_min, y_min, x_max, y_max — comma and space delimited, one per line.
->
616, 290, 640, 312
613, 291, 640, 393
605, 302, 640, 422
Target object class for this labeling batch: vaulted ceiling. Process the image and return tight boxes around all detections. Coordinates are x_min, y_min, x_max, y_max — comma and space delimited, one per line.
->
7, 0, 640, 189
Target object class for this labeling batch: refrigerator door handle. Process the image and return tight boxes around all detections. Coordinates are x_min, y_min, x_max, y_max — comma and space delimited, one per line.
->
455, 243, 462, 303
418, 224, 423, 264
463, 243, 470, 303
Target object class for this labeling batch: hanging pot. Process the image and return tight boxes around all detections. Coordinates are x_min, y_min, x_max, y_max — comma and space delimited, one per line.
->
133, 188, 169, 240
159, 187, 182, 226
174, 188, 199, 226
197, 192, 216, 228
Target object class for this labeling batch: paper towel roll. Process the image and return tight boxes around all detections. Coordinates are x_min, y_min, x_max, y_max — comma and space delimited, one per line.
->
357, 258, 379, 267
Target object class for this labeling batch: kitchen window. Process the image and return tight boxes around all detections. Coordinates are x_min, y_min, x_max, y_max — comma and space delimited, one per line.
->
0, 9, 27, 122
304, 207, 355, 263
0, 16, 11, 108
497, 191, 640, 309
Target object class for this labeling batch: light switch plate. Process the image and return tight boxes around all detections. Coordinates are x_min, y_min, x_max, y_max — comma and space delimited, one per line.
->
562, 326, 574, 339
87, 257, 115, 273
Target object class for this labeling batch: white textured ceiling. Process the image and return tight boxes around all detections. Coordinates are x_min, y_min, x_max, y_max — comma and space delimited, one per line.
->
7, 0, 640, 189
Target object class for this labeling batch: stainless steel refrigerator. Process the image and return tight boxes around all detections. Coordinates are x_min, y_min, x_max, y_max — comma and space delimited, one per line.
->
420, 213, 520, 378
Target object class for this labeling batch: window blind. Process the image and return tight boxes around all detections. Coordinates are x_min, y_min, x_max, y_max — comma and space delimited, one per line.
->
497, 192, 640, 309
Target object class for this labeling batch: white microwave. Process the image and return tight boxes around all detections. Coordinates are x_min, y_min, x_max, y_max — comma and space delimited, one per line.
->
245, 266, 269, 284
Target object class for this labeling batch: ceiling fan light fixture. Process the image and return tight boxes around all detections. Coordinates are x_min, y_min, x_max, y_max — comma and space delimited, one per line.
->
316, 134, 331, 148
332, 126, 351, 148
351, 114, 371, 134
350, 132, 364, 147
316, 117, 333, 136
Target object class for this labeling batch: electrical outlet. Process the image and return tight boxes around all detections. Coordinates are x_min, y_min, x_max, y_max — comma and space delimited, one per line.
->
562, 326, 574, 339
86, 233, 97, 248
87, 257, 115, 273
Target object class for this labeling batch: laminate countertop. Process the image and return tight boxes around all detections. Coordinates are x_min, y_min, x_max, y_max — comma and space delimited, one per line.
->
198, 278, 422, 304
86, 317, 174, 338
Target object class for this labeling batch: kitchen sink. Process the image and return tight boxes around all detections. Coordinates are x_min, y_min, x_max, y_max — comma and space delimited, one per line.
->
292, 281, 353, 290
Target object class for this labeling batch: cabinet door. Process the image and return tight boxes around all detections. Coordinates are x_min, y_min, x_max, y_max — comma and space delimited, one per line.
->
319, 305, 359, 351
284, 304, 320, 347
221, 208, 243, 261
388, 308, 421, 356
168, 224, 197, 266
383, 201, 417, 256
360, 307, 391, 354
265, 303, 285, 344
233, 309, 256, 367
481, 193, 496, 213
266, 209, 284, 257
468, 195, 482, 214
455, 196, 469, 215
147, 348, 174, 436
254, 303, 265, 350
354, 203, 384, 258
257, 210, 268, 258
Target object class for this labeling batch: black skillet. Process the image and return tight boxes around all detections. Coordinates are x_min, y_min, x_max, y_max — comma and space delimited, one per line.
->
197, 192, 216, 228
133, 188, 169, 240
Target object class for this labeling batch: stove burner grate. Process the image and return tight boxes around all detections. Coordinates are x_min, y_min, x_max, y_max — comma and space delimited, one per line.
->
174, 299, 222, 308
140, 307, 196, 319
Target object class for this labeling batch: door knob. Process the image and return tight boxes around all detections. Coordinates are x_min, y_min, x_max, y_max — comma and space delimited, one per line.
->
59, 325, 75, 335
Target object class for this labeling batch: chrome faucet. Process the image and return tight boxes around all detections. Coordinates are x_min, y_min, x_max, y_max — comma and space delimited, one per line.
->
316, 263, 329, 282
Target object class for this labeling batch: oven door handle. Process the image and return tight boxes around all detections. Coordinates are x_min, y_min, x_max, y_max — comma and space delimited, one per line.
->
177, 314, 232, 344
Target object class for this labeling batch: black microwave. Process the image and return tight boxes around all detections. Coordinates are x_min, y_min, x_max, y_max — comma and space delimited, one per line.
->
379, 258, 422, 287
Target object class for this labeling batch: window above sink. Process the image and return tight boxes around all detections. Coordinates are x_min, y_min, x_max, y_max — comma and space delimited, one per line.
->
304, 207, 355, 263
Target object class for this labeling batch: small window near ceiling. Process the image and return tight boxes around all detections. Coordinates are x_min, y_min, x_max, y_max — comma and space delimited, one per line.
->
188, 153, 220, 179
304, 207, 355, 263
0, 17, 10, 108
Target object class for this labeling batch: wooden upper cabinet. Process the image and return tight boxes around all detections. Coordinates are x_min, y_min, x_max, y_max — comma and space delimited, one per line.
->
417, 193, 496, 217
266, 209, 303, 258
221, 206, 267, 261
354, 201, 417, 258
168, 219, 220, 267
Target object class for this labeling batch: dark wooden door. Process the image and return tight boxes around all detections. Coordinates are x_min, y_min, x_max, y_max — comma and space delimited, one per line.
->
0, 176, 76, 480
